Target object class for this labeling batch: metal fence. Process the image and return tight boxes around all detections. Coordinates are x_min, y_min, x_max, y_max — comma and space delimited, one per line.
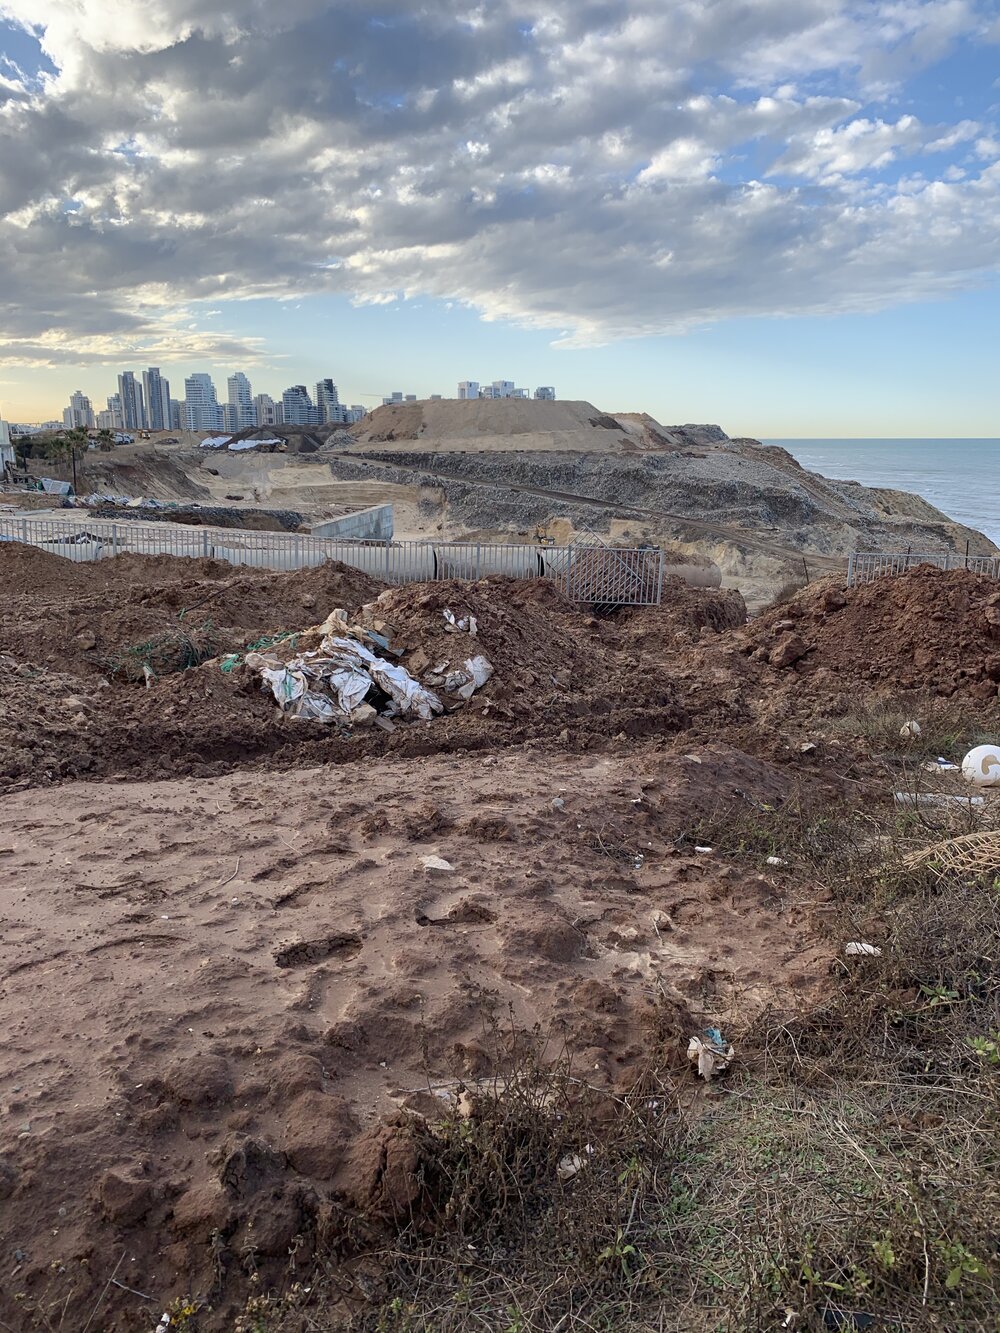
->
847, 550, 1000, 587
0, 513, 664, 606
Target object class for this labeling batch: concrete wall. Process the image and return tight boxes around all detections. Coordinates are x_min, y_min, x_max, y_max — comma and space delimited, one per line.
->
310, 503, 393, 541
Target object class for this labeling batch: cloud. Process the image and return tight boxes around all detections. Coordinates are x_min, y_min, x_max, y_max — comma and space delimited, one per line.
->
0, 0, 998, 365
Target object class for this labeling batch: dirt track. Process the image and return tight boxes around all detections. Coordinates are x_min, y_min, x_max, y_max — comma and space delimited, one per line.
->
4, 545, 1000, 1328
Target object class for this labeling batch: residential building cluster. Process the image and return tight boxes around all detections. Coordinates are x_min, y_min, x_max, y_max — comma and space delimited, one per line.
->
457, 380, 555, 401
57, 369, 367, 436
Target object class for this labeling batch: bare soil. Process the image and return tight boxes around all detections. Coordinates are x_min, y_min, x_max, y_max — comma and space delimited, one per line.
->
1, 551, 996, 1328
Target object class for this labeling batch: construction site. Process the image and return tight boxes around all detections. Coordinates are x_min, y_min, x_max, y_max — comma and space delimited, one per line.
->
1, 402, 999, 1331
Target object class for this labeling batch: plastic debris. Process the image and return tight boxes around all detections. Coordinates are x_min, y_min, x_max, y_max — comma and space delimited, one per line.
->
894, 791, 985, 808
899, 720, 922, 739
428, 654, 495, 702
557, 1153, 585, 1182
844, 941, 882, 957
923, 757, 960, 772
687, 1026, 734, 1081
420, 855, 454, 873
766, 856, 787, 867
694, 845, 714, 854
962, 744, 1000, 787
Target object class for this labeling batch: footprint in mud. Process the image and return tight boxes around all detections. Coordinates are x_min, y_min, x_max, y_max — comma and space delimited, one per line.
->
415, 897, 497, 927
273, 933, 363, 969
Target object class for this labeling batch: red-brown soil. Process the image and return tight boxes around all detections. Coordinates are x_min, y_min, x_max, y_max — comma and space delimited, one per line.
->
2, 551, 995, 1328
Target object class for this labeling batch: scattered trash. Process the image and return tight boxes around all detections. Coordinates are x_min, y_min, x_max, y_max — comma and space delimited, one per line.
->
420, 855, 454, 874
894, 791, 985, 808
155, 1316, 171, 1333
427, 654, 494, 702
551, 797, 566, 811
923, 757, 960, 772
443, 608, 477, 635
962, 743, 1000, 787
694, 845, 714, 854
844, 941, 882, 958
687, 1026, 734, 1080
899, 720, 922, 739
557, 1153, 585, 1182
766, 856, 787, 867
799, 741, 817, 754
248, 632, 443, 726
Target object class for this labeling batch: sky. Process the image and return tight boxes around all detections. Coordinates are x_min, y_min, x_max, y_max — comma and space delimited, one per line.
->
0, 0, 998, 436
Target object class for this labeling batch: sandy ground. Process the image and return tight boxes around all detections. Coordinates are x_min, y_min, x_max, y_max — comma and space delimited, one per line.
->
0, 741, 829, 1328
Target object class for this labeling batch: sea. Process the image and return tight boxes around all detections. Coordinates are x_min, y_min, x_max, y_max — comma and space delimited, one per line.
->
769, 439, 1000, 547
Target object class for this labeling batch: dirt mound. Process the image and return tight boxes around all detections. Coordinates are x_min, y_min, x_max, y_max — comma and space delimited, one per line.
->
0, 743, 832, 1329
0, 554, 386, 681
622, 578, 747, 649
0, 540, 92, 595
743, 567, 1000, 700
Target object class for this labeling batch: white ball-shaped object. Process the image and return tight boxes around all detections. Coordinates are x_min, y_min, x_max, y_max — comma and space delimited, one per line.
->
962, 744, 1000, 787
899, 720, 922, 739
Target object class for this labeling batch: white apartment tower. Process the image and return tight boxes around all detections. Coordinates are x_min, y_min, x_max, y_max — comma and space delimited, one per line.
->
253, 393, 282, 427
62, 390, 95, 430
184, 373, 225, 431
227, 372, 256, 430
315, 378, 343, 425
141, 367, 171, 430
457, 381, 479, 400
535, 386, 556, 400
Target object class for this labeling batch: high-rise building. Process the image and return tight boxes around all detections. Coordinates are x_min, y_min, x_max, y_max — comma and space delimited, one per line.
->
141, 367, 171, 430
253, 393, 282, 427
458, 381, 479, 400
96, 409, 117, 431
105, 393, 124, 429
345, 406, 365, 424
117, 371, 146, 431
492, 380, 515, 399
314, 378, 343, 425
534, 386, 556, 400
184, 374, 225, 431
281, 385, 319, 426
62, 390, 95, 430
227, 372, 256, 430
169, 399, 182, 430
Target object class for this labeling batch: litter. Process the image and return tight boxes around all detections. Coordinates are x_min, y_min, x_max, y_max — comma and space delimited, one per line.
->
766, 856, 787, 867
694, 845, 713, 854
557, 1153, 585, 1182
899, 720, 922, 739
247, 632, 443, 727
844, 941, 882, 957
420, 855, 454, 873
687, 1026, 734, 1081
923, 757, 960, 772
894, 791, 985, 808
428, 654, 495, 702
962, 744, 1000, 787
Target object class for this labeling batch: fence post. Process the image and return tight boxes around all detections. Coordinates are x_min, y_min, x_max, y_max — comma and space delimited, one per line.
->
847, 554, 855, 587
656, 547, 665, 604
202, 531, 210, 558
476, 543, 481, 581
20, 518, 28, 544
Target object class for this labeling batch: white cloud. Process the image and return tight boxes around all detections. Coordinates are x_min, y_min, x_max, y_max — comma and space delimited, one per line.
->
0, 0, 997, 365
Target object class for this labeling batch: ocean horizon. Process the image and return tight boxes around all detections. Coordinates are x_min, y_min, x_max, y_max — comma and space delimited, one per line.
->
770, 438, 1000, 547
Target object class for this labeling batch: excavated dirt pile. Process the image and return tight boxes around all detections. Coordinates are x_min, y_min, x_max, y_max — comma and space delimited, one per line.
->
742, 566, 1000, 700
